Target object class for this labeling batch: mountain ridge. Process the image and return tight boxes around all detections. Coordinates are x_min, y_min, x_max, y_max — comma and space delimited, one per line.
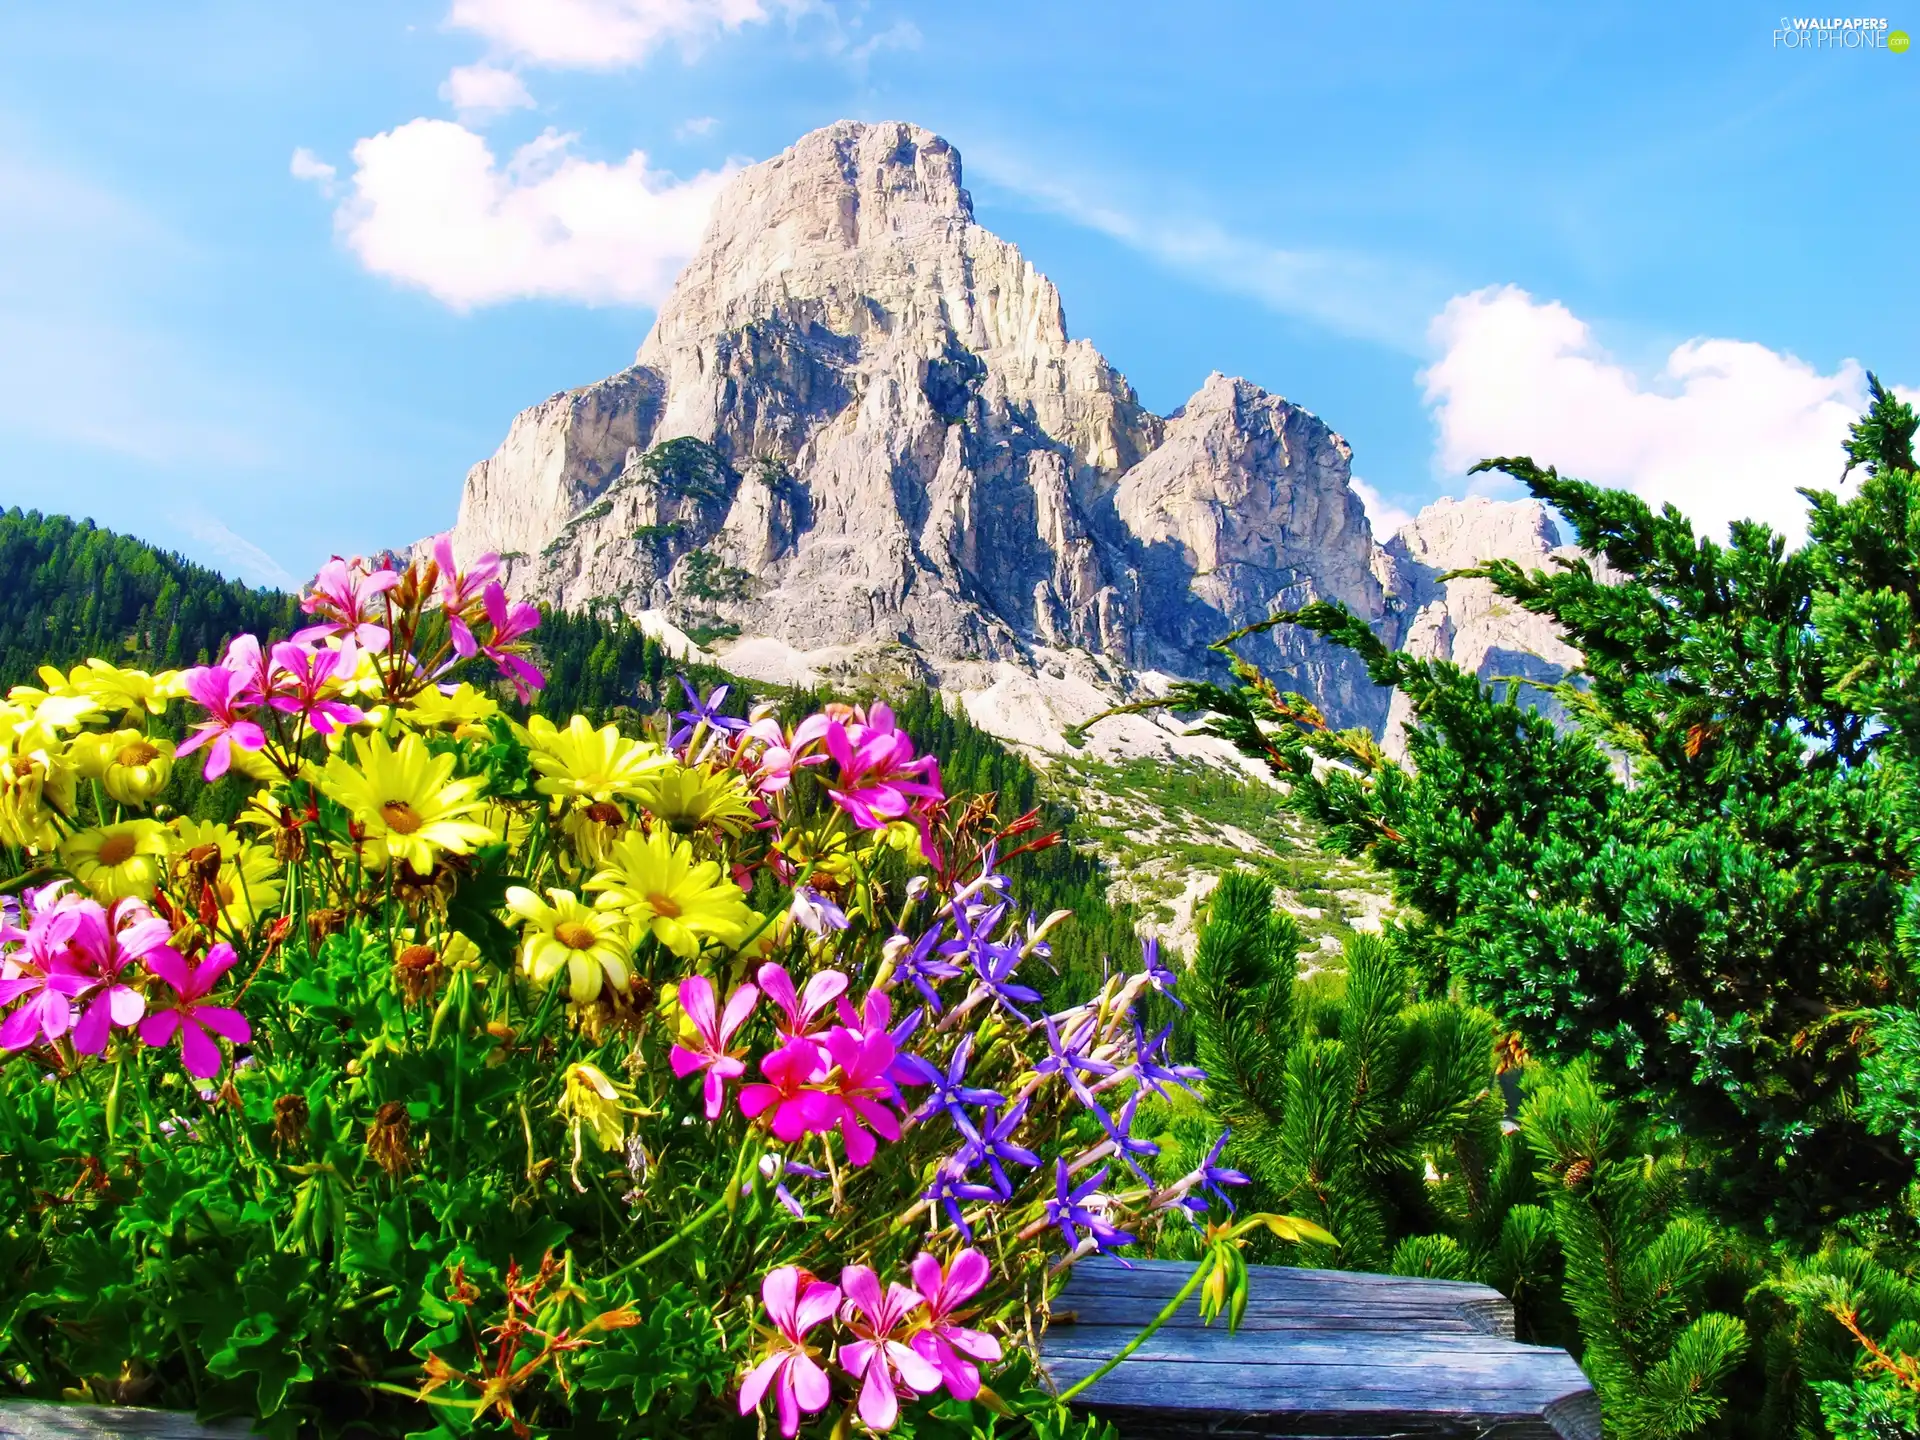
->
441, 119, 1572, 762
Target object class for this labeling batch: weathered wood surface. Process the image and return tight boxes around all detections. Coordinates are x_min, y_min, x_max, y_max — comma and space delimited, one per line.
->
0, 1406, 252, 1440
1040, 1259, 1600, 1440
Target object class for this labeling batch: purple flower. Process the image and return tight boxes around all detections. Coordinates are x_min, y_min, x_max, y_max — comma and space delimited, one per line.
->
894, 924, 962, 1012
670, 678, 747, 751
1035, 1012, 1116, 1126
895, 1033, 1005, 1133
954, 1097, 1040, 1198
1140, 935, 1184, 1009
922, 1160, 1001, 1238
1045, 1159, 1135, 1255
1195, 1130, 1251, 1212
1127, 1018, 1206, 1100
1103, 1091, 1162, 1185
942, 904, 1039, 1018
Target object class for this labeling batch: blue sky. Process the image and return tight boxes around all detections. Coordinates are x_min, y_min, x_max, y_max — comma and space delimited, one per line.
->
1, 1, 1915, 587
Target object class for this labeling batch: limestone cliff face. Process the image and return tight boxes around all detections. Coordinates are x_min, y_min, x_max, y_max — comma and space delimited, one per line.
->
444, 120, 1567, 749
1378, 496, 1584, 758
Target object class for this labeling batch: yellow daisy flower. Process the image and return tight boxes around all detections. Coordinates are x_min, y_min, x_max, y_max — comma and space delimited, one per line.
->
0, 703, 78, 851
586, 826, 761, 960
37, 660, 182, 719
63, 820, 170, 900
558, 801, 628, 870
79, 729, 176, 805
505, 885, 633, 1003
526, 714, 667, 803
400, 683, 501, 735
319, 730, 496, 872
631, 759, 760, 836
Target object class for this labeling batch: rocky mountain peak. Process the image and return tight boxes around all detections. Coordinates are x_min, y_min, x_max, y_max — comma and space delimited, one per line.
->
441, 121, 1573, 761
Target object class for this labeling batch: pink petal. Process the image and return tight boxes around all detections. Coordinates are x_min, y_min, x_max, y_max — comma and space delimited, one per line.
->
179, 1017, 223, 1078
761, 1265, 801, 1330
143, 947, 191, 996
793, 1281, 843, 1336
857, 1355, 900, 1431
718, 981, 760, 1045
840, 1265, 883, 1321
668, 1043, 708, 1079
945, 1247, 990, 1306
738, 1355, 782, 1416
678, 975, 716, 1043
888, 1339, 942, 1395
195, 1005, 251, 1044
787, 1353, 831, 1417
139, 1009, 182, 1048
108, 985, 147, 1028
199, 943, 240, 989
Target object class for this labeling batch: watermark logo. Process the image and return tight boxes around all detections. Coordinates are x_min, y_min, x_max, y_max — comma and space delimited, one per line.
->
1773, 16, 1906, 48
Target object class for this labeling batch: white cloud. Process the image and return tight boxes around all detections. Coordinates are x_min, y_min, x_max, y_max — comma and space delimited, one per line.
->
1423, 285, 1877, 544
674, 114, 719, 139
842, 17, 920, 66
447, 0, 793, 68
289, 147, 338, 195
1351, 476, 1414, 537
334, 119, 737, 308
969, 149, 1442, 353
440, 63, 536, 122
180, 514, 298, 590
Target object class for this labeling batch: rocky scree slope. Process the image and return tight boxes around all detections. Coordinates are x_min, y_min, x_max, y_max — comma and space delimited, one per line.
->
443, 120, 1573, 762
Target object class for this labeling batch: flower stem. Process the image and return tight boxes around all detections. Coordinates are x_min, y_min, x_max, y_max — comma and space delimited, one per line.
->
1053, 1253, 1215, 1404
601, 1135, 756, 1284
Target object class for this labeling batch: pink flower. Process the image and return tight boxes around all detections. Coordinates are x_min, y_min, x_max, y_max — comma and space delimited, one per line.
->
0, 907, 88, 1052
823, 1021, 902, 1167
668, 975, 758, 1119
62, 898, 171, 1054
430, 534, 502, 655
908, 1249, 1002, 1400
740, 713, 830, 795
476, 582, 544, 700
823, 703, 944, 831
738, 1266, 842, 1438
839, 1265, 940, 1431
268, 638, 364, 736
139, 942, 251, 1078
174, 663, 267, 781
757, 962, 847, 1045
298, 557, 400, 652
738, 1038, 841, 1142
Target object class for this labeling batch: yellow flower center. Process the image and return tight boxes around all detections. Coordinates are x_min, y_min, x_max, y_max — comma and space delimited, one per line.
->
117, 741, 159, 767
381, 800, 424, 835
554, 920, 599, 951
96, 833, 138, 867
646, 893, 682, 919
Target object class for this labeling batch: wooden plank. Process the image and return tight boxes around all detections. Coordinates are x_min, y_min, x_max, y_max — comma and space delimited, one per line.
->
1039, 1260, 1599, 1440
1052, 1259, 1515, 1339
0, 1406, 253, 1440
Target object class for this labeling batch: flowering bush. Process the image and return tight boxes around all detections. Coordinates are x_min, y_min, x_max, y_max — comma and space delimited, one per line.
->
0, 541, 1325, 1438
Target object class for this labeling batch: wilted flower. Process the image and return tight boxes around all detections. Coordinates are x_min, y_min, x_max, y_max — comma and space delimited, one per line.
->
560, 1061, 636, 1153
365, 1100, 414, 1176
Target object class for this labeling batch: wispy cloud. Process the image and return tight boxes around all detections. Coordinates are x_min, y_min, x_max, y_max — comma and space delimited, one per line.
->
446, 0, 804, 69
968, 146, 1445, 354
180, 513, 298, 590
439, 63, 537, 124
